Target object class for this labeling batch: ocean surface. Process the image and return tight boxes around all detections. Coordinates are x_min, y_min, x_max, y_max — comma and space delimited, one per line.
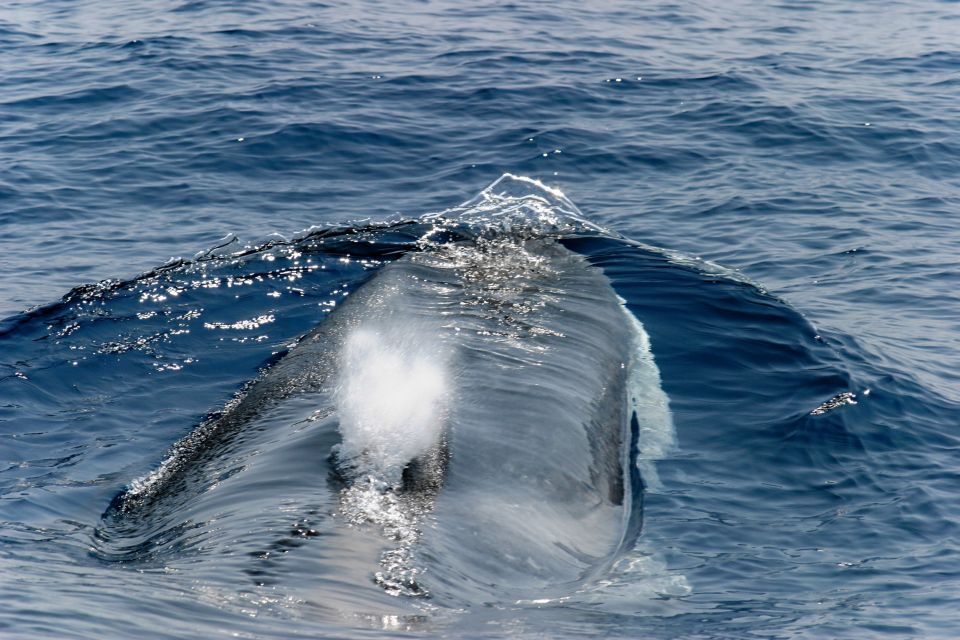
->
2, 0, 959, 638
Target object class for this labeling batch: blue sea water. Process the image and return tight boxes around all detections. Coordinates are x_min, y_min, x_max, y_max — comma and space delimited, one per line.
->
2, 0, 960, 638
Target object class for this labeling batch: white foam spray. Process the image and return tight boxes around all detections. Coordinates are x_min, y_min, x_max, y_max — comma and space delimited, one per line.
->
333, 316, 454, 596
334, 319, 453, 486
621, 299, 675, 493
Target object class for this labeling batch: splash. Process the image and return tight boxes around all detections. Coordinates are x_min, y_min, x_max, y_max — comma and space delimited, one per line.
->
419, 173, 613, 243
622, 301, 675, 493
333, 318, 453, 486
332, 315, 456, 597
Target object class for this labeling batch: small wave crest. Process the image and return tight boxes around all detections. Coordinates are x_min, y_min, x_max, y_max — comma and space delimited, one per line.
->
422, 173, 613, 240
622, 302, 675, 493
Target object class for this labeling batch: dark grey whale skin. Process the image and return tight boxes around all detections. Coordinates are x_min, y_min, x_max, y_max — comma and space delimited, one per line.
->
407, 237, 640, 603
99, 235, 642, 606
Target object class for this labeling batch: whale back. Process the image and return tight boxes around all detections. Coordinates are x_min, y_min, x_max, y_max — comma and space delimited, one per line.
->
94, 228, 646, 607
412, 236, 638, 601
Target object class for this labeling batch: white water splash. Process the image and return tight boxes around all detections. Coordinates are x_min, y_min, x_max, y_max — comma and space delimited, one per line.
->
621, 300, 675, 493
334, 319, 453, 485
420, 173, 613, 239
333, 314, 455, 597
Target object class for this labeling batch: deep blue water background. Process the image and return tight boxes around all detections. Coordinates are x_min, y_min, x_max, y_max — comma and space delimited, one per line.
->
2, 0, 960, 638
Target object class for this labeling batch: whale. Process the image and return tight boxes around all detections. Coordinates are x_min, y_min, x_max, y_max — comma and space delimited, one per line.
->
95, 177, 673, 611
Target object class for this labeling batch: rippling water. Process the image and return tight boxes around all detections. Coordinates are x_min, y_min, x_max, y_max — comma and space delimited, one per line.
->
2, 1, 959, 638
